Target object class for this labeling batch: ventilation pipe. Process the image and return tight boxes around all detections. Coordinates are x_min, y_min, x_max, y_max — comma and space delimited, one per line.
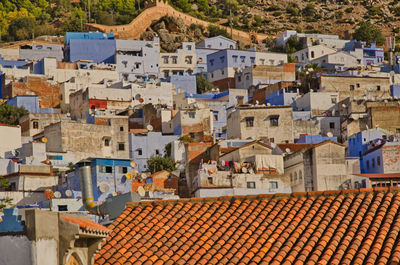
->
77, 159, 105, 216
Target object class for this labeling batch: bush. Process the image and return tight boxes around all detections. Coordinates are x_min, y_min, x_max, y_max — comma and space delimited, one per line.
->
353, 21, 385, 45
196, 75, 216, 94
208, 25, 230, 38
266, 4, 280, 11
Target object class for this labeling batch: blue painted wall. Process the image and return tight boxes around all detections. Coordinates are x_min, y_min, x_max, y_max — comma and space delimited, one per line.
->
6, 96, 56, 113
195, 48, 219, 74
66, 39, 116, 63
347, 129, 389, 158
129, 132, 179, 172
59, 158, 133, 202
391, 85, 400, 98
265, 88, 298, 106
167, 75, 197, 94
207, 50, 257, 72
0, 208, 24, 232
297, 134, 337, 143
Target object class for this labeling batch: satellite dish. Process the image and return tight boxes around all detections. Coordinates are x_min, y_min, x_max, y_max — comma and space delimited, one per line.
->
149, 191, 154, 198
241, 167, 248, 173
327, 132, 333, 137
126, 172, 132, 179
65, 189, 73, 197
54, 191, 61, 199
112, 192, 117, 196
342, 104, 347, 108
146, 124, 153, 131
267, 103, 271, 106
255, 100, 259, 105
99, 183, 110, 193
135, 94, 141, 100
384, 99, 388, 103
353, 115, 359, 121
137, 186, 145, 196
130, 161, 138, 168
42, 137, 47, 143
285, 148, 291, 153
138, 98, 144, 103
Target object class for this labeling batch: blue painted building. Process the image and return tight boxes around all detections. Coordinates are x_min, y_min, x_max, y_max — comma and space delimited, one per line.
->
344, 41, 384, 65
64, 32, 116, 63
195, 48, 219, 74
0, 55, 29, 69
347, 128, 392, 159
296, 134, 337, 143
265, 87, 299, 106
196, 36, 237, 50
207, 49, 257, 73
6, 96, 56, 113
129, 132, 179, 172
59, 158, 133, 202
167, 75, 197, 94
391, 85, 400, 99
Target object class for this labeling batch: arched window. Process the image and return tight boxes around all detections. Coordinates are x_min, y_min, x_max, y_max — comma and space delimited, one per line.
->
294, 172, 298, 181
299, 170, 303, 180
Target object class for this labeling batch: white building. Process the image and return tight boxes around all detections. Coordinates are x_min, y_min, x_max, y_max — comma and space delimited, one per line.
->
159, 42, 196, 78
0, 124, 21, 158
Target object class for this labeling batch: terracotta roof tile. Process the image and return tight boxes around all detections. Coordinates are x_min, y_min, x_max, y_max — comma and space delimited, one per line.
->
62, 216, 111, 234
95, 189, 400, 264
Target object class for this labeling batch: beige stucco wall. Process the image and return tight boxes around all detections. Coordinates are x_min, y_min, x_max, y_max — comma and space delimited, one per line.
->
0, 125, 21, 158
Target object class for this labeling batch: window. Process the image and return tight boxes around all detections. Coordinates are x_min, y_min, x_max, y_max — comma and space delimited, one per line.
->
187, 45, 192, 50
350, 85, 355, 91
118, 143, 125, 151
290, 173, 293, 182
366, 160, 370, 169
377, 85, 381, 91
246, 75, 250, 80
6, 182, 16, 191
213, 111, 219, 121
269, 138, 275, 143
260, 59, 265, 65
185, 56, 193, 64
372, 158, 375, 168
122, 61, 128, 68
232, 56, 238, 63
137, 148, 143, 155
104, 138, 110, 147
357, 83, 360, 88
172, 56, 178, 64
330, 122, 335, 129
270, 181, 278, 190
163, 70, 169, 78
120, 126, 124, 131
119, 166, 128, 173
247, 181, 256, 189
250, 57, 255, 64
331, 97, 337, 104
221, 69, 225, 75
294, 172, 297, 181
269, 59, 275, 65
240, 56, 245, 62
189, 133, 195, 138
155, 149, 160, 155
377, 156, 381, 166
245, 117, 254, 127
270, 117, 279, 127
301, 54, 304, 61
220, 56, 225, 63
188, 111, 196, 118
210, 59, 214, 66
105, 166, 113, 173
199, 57, 203, 63
33, 121, 39, 129
162, 56, 169, 64
208, 177, 213, 184
58, 205, 68, 211
299, 171, 303, 180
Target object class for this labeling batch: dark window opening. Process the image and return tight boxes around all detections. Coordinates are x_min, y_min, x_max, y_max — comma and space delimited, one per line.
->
105, 166, 113, 173
58, 205, 68, 211
118, 143, 125, 151
247, 181, 256, 189
245, 117, 254, 127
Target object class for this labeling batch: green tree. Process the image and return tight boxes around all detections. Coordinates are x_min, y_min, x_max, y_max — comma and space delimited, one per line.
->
0, 176, 13, 212
197, 0, 209, 12
175, 0, 191, 12
146, 156, 176, 174
302, 3, 316, 17
63, 8, 86, 32
224, 0, 238, 13
284, 36, 303, 53
8, 16, 37, 41
353, 21, 385, 45
196, 75, 216, 94
208, 24, 230, 38
0, 104, 29, 125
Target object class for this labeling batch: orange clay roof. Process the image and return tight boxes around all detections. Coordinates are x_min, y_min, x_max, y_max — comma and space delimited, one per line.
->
62, 216, 111, 234
95, 187, 400, 264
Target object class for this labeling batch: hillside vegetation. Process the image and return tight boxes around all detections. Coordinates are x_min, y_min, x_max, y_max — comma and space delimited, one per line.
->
0, 0, 399, 43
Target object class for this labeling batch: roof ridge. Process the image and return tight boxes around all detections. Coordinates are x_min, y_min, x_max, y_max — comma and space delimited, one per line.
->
125, 187, 400, 209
